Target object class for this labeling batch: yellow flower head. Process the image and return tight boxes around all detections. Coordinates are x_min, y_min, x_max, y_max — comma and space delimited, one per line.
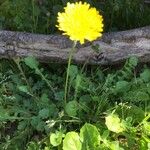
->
57, 1, 104, 44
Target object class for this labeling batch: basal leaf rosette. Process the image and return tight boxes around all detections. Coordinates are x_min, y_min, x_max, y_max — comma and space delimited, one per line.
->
57, 1, 104, 44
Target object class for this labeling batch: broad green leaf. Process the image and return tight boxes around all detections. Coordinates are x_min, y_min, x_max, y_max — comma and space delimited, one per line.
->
105, 114, 125, 133
80, 123, 101, 149
109, 141, 124, 150
24, 56, 39, 69
65, 101, 78, 117
50, 131, 64, 147
63, 132, 81, 150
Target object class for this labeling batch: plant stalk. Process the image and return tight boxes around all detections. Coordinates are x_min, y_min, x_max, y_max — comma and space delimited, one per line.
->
64, 41, 77, 106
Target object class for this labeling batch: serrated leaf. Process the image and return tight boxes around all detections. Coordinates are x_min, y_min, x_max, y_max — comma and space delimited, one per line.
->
54, 91, 64, 101
18, 121, 27, 130
24, 56, 39, 69
128, 56, 138, 67
31, 116, 40, 128
41, 93, 49, 103
36, 121, 45, 132
63, 132, 81, 150
80, 123, 101, 149
135, 91, 149, 102
65, 101, 78, 117
115, 81, 130, 93
38, 108, 50, 119
140, 69, 150, 82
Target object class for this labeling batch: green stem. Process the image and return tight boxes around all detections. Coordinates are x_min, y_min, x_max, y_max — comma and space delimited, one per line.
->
13, 58, 33, 94
13, 58, 40, 101
36, 68, 55, 94
64, 41, 77, 106
32, 0, 36, 33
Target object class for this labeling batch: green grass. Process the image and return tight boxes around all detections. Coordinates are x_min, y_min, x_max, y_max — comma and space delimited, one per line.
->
0, 57, 150, 149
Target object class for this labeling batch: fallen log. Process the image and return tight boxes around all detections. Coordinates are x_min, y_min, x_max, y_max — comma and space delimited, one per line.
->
0, 26, 150, 65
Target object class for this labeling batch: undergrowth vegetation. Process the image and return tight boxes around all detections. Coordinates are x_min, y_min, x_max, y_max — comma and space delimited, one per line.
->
0, 57, 150, 149
0, 0, 150, 33
0, 0, 150, 150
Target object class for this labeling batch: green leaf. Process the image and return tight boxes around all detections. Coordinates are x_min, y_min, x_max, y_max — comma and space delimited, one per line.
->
65, 101, 78, 117
18, 121, 27, 130
31, 116, 40, 128
102, 130, 110, 140
55, 91, 64, 101
80, 123, 101, 149
50, 131, 64, 147
24, 56, 39, 69
0, 107, 11, 121
143, 121, 150, 135
140, 69, 150, 82
135, 91, 149, 102
109, 141, 124, 150
38, 108, 50, 119
105, 114, 125, 133
27, 142, 39, 150
36, 121, 45, 132
69, 65, 78, 80
41, 93, 49, 103
18, 85, 29, 94
114, 81, 130, 93
63, 132, 81, 150
128, 56, 138, 67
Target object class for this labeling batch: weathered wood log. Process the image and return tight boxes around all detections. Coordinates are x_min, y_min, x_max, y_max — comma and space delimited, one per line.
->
0, 26, 150, 65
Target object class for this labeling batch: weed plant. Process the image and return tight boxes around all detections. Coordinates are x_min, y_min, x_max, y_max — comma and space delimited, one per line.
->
0, 1, 150, 149
0, 57, 150, 149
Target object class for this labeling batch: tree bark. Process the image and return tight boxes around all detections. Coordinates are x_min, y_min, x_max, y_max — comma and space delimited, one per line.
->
0, 26, 150, 65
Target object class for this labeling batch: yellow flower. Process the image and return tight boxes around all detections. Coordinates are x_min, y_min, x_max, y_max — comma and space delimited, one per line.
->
57, 1, 104, 44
